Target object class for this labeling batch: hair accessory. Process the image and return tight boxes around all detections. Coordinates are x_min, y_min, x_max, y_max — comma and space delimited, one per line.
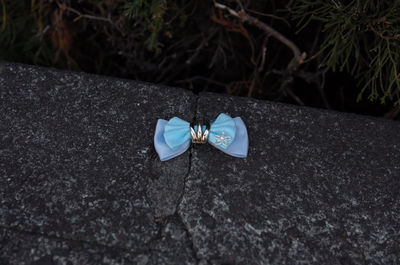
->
190, 120, 210, 143
154, 113, 248, 161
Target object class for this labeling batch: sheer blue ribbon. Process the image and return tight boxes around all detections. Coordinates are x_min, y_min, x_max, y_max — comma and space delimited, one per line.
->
154, 113, 248, 161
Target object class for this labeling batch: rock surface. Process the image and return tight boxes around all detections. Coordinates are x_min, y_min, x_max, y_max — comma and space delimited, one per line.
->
1, 62, 400, 264
0, 62, 196, 264
180, 94, 400, 264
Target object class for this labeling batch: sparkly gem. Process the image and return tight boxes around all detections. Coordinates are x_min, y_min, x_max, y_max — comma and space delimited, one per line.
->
214, 131, 232, 148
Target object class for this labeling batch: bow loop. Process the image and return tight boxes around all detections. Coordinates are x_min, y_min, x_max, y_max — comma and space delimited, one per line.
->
164, 117, 191, 150
208, 113, 236, 150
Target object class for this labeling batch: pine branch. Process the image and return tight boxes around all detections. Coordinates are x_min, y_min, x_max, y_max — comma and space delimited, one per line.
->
214, 1, 306, 73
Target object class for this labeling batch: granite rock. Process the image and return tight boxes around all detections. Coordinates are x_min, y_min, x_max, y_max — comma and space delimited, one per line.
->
179, 93, 400, 264
1, 62, 400, 264
0, 62, 196, 263
0, 215, 196, 265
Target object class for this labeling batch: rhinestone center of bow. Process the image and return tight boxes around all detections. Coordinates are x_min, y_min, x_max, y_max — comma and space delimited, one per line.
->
190, 124, 209, 144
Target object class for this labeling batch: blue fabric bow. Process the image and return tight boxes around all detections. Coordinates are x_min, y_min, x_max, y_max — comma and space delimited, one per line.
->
154, 113, 248, 161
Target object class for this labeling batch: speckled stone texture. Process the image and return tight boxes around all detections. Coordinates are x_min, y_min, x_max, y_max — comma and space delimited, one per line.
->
0, 216, 195, 265
179, 93, 400, 264
1, 62, 400, 265
0, 62, 196, 264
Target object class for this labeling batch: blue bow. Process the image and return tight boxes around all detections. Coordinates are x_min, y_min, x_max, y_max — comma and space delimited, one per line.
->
154, 113, 248, 161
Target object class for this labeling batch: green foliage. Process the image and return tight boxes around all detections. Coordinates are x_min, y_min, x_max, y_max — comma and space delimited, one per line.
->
2, 0, 396, 115
292, 0, 400, 105
0, 0, 55, 66
124, 0, 186, 53
0, 0, 190, 69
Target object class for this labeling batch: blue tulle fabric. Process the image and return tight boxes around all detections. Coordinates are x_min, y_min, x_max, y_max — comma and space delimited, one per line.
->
163, 117, 191, 150
154, 119, 191, 161
154, 113, 248, 161
207, 113, 236, 150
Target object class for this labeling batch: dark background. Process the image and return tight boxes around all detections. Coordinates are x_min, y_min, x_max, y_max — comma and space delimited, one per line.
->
1, 0, 399, 119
